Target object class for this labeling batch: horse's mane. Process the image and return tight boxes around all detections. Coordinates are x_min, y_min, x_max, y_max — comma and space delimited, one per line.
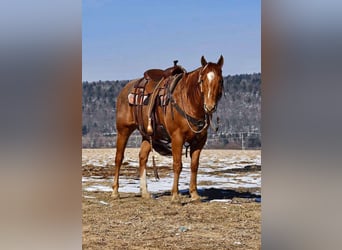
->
184, 67, 202, 105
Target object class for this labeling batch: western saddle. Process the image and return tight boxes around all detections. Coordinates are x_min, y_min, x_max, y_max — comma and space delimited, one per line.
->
128, 60, 186, 154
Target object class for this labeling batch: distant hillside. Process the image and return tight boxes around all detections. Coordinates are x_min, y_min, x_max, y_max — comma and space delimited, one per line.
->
82, 73, 261, 149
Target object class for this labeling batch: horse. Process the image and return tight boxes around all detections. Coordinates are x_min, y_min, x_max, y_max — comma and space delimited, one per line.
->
112, 55, 224, 203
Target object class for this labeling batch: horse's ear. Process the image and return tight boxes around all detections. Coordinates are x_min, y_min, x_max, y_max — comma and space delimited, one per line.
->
217, 55, 224, 68
201, 56, 207, 67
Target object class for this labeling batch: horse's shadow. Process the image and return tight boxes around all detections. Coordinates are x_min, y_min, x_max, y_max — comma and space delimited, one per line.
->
152, 188, 261, 203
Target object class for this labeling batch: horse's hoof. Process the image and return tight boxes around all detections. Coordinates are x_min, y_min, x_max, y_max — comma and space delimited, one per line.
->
111, 192, 120, 199
141, 192, 151, 199
190, 193, 201, 202
190, 197, 202, 203
171, 195, 181, 204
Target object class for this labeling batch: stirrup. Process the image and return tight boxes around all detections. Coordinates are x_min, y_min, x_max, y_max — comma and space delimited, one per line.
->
147, 117, 153, 135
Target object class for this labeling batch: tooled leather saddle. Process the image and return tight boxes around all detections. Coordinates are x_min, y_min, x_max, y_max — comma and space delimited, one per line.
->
128, 60, 186, 155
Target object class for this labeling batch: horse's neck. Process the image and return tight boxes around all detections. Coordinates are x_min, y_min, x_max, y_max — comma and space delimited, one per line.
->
187, 68, 200, 90
175, 68, 205, 118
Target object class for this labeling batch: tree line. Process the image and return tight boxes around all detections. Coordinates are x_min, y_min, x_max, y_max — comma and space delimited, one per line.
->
82, 73, 261, 149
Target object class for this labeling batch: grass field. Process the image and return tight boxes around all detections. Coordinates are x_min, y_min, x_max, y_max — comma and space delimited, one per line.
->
82, 149, 261, 249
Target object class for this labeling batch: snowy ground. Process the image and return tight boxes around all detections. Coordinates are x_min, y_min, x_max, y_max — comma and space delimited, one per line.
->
82, 149, 261, 196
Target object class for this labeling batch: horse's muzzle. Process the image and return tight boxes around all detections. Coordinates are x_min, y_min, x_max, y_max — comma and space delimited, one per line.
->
204, 104, 216, 114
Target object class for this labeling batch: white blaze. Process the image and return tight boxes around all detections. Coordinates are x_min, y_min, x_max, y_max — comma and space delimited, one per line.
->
207, 71, 215, 82
207, 71, 215, 98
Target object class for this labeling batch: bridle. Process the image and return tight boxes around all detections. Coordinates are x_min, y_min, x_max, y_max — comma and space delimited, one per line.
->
197, 64, 223, 97
197, 64, 208, 93
196, 64, 223, 132
178, 68, 209, 134
171, 64, 223, 135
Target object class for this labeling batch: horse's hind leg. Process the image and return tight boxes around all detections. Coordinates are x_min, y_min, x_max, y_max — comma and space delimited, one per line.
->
139, 139, 152, 199
112, 128, 135, 199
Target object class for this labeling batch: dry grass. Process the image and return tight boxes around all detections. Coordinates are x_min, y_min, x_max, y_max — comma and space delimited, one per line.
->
82, 149, 261, 249
82, 192, 260, 250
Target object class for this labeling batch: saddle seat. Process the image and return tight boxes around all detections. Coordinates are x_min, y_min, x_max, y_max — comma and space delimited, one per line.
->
134, 60, 186, 89
144, 65, 186, 82
143, 69, 164, 82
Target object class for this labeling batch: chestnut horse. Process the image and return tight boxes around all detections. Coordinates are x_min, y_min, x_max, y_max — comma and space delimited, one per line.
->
112, 56, 224, 202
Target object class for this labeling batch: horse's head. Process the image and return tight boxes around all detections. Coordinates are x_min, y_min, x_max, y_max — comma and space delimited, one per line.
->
198, 55, 224, 114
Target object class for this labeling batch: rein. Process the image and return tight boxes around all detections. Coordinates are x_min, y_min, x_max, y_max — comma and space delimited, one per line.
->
171, 98, 209, 133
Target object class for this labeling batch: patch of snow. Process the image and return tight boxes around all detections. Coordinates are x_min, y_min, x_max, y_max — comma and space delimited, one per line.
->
209, 199, 232, 203
83, 195, 96, 199
82, 150, 261, 193
82, 177, 112, 183
84, 185, 112, 192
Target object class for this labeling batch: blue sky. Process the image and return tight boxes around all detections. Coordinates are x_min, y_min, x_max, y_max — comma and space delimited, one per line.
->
83, 0, 260, 81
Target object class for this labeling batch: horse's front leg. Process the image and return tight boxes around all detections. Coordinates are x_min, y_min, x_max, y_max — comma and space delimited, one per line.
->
189, 138, 206, 201
189, 148, 202, 201
171, 135, 184, 203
